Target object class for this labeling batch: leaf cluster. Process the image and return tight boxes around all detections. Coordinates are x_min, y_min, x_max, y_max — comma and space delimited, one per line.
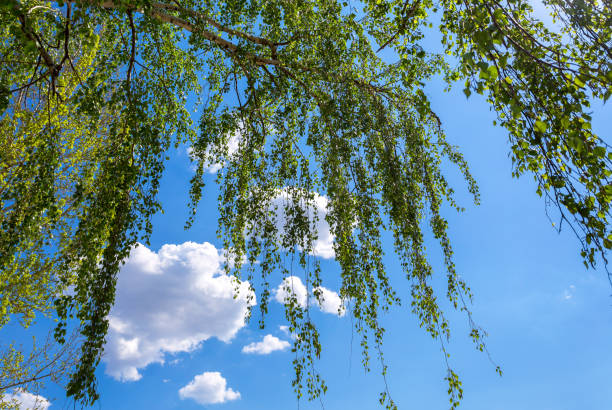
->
0, 0, 609, 408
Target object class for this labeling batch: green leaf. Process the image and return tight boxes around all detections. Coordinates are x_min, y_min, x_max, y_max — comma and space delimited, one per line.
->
534, 120, 547, 133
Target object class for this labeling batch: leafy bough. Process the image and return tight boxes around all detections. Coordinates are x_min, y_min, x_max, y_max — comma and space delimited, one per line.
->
1, 0, 610, 408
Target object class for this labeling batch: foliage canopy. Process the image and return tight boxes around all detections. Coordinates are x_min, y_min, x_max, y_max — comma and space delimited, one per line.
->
0, 0, 610, 407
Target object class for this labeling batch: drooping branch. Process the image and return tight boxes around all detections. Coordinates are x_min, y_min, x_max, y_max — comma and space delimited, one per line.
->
95, 0, 283, 66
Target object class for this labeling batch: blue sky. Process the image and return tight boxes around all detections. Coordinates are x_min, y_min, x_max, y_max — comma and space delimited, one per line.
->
3, 20, 612, 410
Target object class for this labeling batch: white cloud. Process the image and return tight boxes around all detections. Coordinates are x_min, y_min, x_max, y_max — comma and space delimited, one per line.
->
179, 372, 240, 405
271, 190, 335, 259
242, 334, 290, 354
1, 389, 51, 409
274, 276, 308, 308
278, 325, 298, 340
104, 242, 254, 382
274, 276, 345, 316
313, 286, 346, 316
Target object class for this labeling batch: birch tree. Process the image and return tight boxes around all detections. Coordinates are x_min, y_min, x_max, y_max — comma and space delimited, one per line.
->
1, 0, 610, 407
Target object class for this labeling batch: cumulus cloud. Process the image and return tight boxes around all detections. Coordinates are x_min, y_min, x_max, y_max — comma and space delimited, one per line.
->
314, 286, 346, 316
274, 276, 308, 308
104, 242, 254, 382
242, 334, 290, 355
179, 372, 240, 405
274, 276, 345, 316
271, 190, 335, 259
278, 325, 298, 340
1, 389, 51, 409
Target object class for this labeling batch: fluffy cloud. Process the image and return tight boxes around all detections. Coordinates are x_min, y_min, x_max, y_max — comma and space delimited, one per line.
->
242, 334, 290, 354
179, 372, 240, 405
314, 286, 346, 316
274, 276, 309, 308
274, 276, 345, 316
1, 389, 51, 409
271, 190, 335, 259
104, 242, 254, 381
